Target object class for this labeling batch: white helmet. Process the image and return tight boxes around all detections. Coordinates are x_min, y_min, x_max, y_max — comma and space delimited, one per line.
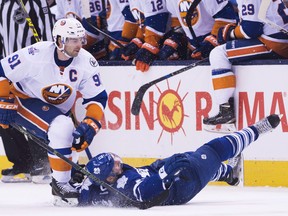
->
52, 18, 86, 57
53, 18, 85, 41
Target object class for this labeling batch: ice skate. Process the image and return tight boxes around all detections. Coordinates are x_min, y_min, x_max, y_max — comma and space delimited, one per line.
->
1, 167, 31, 183
50, 178, 79, 207
203, 98, 236, 133
253, 114, 281, 135
31, 166, 52, 184
225, 153, 243, 186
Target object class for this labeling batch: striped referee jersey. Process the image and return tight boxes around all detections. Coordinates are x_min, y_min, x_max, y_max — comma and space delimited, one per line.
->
0, 0, 55, 57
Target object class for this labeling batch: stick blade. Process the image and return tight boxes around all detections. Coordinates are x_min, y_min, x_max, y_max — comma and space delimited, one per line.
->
131, 84, 150, 115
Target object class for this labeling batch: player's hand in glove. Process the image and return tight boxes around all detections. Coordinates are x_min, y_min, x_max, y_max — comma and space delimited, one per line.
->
70, 164, 86, 185
217, 23, 236, 45
134, 43, 159, 72
191, 35, 219, 59
121, 38, 143, 61
158, 32, 187, 60
158, 153, 190, 188
0, 97, 18, 129
72, 117, 101, 152
109, 47, 123, 60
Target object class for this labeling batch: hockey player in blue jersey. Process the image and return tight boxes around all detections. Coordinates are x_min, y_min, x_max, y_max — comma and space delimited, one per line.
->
77, 114, 280, 207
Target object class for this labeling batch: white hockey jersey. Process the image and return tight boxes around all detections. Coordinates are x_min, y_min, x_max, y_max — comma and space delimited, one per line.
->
106, 0, 129, 33
166, 0, 234, 39
235, 0, 288, 57
55, 0, 82, 20
130, 0, 146, 28
237, 0, 288, 36
0, 41, 106, 114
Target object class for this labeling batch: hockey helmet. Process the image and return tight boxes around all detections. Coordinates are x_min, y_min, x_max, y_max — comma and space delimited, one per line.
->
86, 152, 123, 183
52, 18, 86, 45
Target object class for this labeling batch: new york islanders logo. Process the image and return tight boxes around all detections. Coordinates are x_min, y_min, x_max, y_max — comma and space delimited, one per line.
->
178, 0, 200, 27
42, 84, 72, 105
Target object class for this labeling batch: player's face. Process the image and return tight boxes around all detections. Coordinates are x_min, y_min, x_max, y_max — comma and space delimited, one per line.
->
106, 160, 123, 184
64, 37, 85, 57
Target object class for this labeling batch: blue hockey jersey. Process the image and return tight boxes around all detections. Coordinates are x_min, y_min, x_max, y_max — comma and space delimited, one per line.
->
78, 145, 222, 207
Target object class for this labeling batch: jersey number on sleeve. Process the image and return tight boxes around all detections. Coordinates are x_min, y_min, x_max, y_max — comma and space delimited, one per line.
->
8, 54, 21, 70
93, 74, 102, 86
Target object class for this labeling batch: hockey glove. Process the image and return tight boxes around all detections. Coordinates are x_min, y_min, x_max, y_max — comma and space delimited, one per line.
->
70, 164, 86, 185
109, 47, 123, 60
217, 23, 236, 45
158, 153, 190, 188
135, 43, 159, 72
121, 38, 143, 61
158, 32, 187, 60
191, 35, 219, 59
0, 98, 18, 129
72, 117, 101, 152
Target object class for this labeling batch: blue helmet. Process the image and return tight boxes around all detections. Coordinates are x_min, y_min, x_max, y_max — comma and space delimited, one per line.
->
86, 153, 122, 182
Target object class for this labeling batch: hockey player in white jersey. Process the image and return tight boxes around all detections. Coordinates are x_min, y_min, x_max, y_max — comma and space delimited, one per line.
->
159, 0, 238, 61
203, 0, 288, 133
103, 0, 139, 60
0, 18, 108, 205
55, 0, 107, 60
121, 0, 171, 72
126, 0, 238, 72
55, 0, 83, 20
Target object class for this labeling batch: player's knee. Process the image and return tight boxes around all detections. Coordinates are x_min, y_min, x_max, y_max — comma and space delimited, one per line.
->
204, 137, 233, 161
209, 44, 231, 68
48, 115, 74, 148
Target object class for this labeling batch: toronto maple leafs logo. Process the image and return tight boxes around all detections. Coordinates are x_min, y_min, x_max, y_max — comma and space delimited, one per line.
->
93, 167, 101, 175
116, 175, 128, 189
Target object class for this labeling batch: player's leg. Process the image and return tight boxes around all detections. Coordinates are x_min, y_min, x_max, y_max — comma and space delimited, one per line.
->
203, 43, 235, 132
0, 127, 32, 182
205, 114, 281, 162
27, 138, 51, 184
203, 39, 278, 133
15, 98, 78, 205
210, 153, 243, 186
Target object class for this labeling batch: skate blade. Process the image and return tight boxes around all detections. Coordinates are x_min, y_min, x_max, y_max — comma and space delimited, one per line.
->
32, 175, 52, 184
52, 195, 79, 207
203, 123, 237, 133
1, 174, 32, 183
236, 154, 244, 187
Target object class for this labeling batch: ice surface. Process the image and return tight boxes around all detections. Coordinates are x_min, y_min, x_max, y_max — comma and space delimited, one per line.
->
1, 182, 287, 216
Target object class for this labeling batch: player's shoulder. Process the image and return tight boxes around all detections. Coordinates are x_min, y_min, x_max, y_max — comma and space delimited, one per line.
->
27, 41, 54, 49
76, 48, 99, 69
22, 41, 54, 55
18, 41, 54, 62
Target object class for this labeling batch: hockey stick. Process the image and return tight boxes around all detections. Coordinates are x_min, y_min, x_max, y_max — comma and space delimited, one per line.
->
17, 0, 41, 42
86, 20, 125, 48
131, 58, 208, 115
186, 0, 201, 46
81, 0, 124, 48
10, 123, 168, 209
258, 0, 288, 35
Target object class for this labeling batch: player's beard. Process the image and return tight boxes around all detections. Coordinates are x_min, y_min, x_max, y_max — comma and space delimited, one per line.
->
65, 48, 80, 58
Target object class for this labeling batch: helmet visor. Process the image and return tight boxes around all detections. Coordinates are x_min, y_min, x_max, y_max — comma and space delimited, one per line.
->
65, 36, 87, 45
